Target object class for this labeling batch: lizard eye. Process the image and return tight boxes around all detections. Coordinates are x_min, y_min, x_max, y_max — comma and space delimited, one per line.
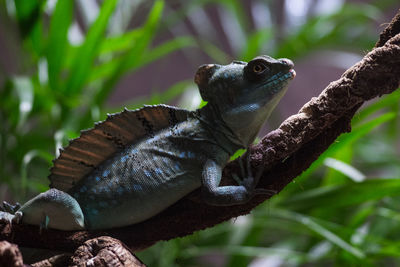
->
244, 59, 270, 81
253, 63, 267, 74
253, 64, 266, 73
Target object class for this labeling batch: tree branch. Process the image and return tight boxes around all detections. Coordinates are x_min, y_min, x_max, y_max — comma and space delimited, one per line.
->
1, 9, 400, 253
0, 237, 145, 267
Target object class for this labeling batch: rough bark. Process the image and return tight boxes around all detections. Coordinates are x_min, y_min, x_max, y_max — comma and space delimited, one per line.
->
1, 8, 400, 259
68, 236, 145, 267
0, 238, 145, 267
0, 241, 24, 267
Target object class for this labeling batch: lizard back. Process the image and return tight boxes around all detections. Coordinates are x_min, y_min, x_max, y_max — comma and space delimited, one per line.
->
49, 105, 191, 192
67, 117, 227, 229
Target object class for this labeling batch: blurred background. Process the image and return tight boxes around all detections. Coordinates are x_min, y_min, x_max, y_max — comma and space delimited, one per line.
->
0, 0, 400, 266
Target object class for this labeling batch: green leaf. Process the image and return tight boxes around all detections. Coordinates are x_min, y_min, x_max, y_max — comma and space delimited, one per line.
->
298, 112, 396, 178
20, 149, 53, 196
147, 80, 193, 106
281, 178, 400, 210
13, 77, 34, 130
158, 239, 181, 267
275, 3, 381, 59
353, 90, 400, 124
63, 0, 118, 96
230, 149, 246, 161
138, 36, 196, 67
323, 157, 365, 183
105, 80, 193, 114
199, 39, 230, 63
47, 0, 73, 91
182, 245, 306, 260
199, 100, 208, 108
322, 145, 354, 186
273, 210, 365, 259
93, 0, 165, 106
240, 28, 273, 61
120, 0, 165, 73
98, 29, 142, 55
219, 0, 250, 35
13, 0, 43, 38
90, 36, 195, 82
376, 207, 400, 222
13, 0, 38, 19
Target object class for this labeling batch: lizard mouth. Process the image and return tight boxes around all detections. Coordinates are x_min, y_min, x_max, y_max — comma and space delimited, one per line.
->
278, 58, 295, 80
289, 68, 296, 79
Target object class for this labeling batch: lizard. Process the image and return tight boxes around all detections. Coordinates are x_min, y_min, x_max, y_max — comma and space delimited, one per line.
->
0, 55, 295, 231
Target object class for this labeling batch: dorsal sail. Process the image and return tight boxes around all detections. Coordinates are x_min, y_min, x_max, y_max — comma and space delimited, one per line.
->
49, 104, 192, 191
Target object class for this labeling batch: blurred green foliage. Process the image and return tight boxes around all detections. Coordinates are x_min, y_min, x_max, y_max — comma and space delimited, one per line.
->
1, 0, 400, 266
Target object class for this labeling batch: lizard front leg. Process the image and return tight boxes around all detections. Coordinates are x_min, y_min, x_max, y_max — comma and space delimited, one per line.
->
201, 159, 271, 206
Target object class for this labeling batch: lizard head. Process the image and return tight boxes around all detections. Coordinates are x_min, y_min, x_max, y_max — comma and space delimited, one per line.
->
195, 55, 295, 147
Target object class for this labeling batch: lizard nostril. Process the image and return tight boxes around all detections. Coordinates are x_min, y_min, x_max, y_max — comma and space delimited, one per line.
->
279, 58, 294, 69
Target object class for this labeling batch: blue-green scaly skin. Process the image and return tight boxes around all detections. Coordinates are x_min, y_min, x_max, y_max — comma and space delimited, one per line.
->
68, 117, 232, 229
2, 55, 295, 230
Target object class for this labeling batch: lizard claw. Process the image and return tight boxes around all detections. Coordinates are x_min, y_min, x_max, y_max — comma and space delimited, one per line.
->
232, 152, 274, 197
231, 154, 247, 186
254, 188, 277, 196
231, 173, 242, 185
253, 164, 265, 188
232, 153, 263, 191
232, 153, 249, 185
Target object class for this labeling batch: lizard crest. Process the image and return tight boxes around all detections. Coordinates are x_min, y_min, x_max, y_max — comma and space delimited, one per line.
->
49, 105, 192, 191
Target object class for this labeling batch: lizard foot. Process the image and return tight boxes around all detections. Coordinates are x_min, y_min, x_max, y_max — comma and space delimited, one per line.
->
0, 202, 21, 226
1, 201, 21, 214
232, 153, 276, 197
